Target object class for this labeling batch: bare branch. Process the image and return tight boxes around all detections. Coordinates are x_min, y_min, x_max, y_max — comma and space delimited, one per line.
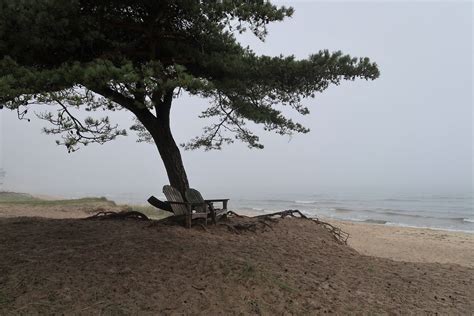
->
16, 107, 30, 122
36, 96, 127, 153
182, 93, 263, 150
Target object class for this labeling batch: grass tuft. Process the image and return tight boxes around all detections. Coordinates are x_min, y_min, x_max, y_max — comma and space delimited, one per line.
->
0, 192, 116, 206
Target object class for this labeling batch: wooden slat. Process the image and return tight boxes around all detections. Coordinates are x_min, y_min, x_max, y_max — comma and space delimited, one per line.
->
185, 188, 207, 214
186, 188, 230, 224
162, 185, 187, 216
147, 196, 173, 212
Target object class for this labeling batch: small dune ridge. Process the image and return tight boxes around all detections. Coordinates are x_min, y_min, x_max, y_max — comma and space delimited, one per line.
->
0, 216, 472, 314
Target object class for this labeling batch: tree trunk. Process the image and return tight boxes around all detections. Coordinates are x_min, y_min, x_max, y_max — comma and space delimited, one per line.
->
91, 85, 190, 197
136, 89, 190, 196
149, 121, 189, 196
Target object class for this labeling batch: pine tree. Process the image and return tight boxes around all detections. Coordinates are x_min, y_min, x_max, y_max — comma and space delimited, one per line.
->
0, 0, 379, 195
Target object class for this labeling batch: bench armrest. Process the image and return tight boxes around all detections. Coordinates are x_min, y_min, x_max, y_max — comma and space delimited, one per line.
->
204, 199, 229, 209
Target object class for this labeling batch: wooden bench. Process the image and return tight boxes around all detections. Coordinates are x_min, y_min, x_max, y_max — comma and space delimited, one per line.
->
185, 188, 229, 224
148, 186, 229, 228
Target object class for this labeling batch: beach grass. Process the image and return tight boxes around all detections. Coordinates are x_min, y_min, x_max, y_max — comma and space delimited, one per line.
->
0, 192, 115, 206
0, 191, 168, 220
0, 192, 40, 203
120, 204, 170, 220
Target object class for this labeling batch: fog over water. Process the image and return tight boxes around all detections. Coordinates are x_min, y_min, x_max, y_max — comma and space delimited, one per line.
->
0, 2, 472, 209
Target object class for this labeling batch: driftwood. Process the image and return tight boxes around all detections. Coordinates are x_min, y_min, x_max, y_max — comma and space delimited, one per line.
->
85, 211, 150, 221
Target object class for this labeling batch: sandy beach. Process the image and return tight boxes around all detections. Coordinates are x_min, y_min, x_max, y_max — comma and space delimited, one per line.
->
2, 1, 471, 313
0, 196, 473, 313
1, 215, 473, 314
1, 200, 472, 268
328, 220, 474, 268
238, 209, 474, 268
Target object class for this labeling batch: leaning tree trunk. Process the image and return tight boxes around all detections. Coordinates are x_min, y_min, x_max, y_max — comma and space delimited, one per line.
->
150, 122, 189, 196
136, 90, 190, 196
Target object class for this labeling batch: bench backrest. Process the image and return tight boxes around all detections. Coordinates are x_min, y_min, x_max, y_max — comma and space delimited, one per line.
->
185, 188, 207, 214
162, 185, 187, 215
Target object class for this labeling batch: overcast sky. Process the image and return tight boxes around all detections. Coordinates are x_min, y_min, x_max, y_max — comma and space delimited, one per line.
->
0, 1, 472, 201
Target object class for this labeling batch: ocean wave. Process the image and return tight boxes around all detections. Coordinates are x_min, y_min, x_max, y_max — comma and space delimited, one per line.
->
294, 200, 317, 204
333, 208, 353, 213
238, 207, 266, 211
258, 199, 293, 204
429, 195, 473, 200
378, 211, 427, 218
381, 198, 421, 202
350, 209, 473, 224
363, 219, 388, 224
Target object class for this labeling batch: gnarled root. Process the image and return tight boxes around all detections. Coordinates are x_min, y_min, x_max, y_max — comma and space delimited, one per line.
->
219, 222, 259, 234
312, 218, 350, 244
225, 210, 245, 218
85, 211, 150, 221
249, 209, 349, 244
255, 209, 308, 219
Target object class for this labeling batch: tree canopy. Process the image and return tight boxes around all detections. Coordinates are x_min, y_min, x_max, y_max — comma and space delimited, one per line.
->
0, 0, 379, 194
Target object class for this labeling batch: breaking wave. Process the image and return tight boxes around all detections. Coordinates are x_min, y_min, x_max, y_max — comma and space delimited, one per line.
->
294, 200, 317, 204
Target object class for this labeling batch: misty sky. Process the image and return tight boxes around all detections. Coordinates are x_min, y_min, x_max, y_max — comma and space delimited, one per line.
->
0, 1, 472, 201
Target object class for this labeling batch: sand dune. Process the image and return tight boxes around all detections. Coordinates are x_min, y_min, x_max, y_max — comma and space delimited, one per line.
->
0, 215, 473, 314
0, 199, 473, 313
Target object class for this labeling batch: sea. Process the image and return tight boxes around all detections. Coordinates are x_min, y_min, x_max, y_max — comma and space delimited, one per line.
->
104, 191, 474, 234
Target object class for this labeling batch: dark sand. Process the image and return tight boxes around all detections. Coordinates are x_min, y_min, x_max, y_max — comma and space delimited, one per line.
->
0, 216, 472, 315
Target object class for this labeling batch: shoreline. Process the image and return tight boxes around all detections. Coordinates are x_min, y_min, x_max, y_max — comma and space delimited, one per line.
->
334, 218, 474, 234
1, 196, 472, 268
237, 208, 474, 234
237, 209, 474, 268
13, 191, 473, 233
326, 218, 474, 268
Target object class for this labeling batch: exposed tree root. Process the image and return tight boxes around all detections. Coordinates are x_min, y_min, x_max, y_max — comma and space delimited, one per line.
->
258, 220, 274, 230
227, 209, 349, 244
198, 223, 209, 232
146, 214, 206, 227
255, 209, 308, 219
219, 222, 259, 234
85, 211, 150, 221
225, 210, 245, 218
312, 218, 350, 245
144, 209, 349, 244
